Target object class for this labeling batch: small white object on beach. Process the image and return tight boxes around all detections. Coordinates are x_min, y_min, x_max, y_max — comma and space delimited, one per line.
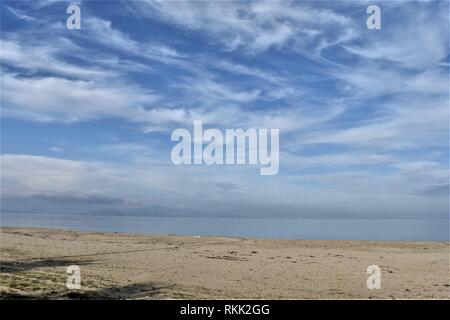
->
193, 235, 201, 238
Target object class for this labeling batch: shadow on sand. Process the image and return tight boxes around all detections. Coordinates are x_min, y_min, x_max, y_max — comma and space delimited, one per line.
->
1, 282, 172, 300
64, 282, 173, 299
0, 258, 93, 274
1, 258, 174, 299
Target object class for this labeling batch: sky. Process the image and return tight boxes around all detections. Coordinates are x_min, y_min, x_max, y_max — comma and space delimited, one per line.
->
1, 0, 449, 219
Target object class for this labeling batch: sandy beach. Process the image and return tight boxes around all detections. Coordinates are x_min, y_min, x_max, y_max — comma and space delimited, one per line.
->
0, 227, 448, 299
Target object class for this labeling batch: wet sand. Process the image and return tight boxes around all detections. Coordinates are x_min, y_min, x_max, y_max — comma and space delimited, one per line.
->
0, 227, 448, 299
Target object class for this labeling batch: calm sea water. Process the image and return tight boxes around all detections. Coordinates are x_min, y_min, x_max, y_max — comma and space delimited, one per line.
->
1, 212, 449, 241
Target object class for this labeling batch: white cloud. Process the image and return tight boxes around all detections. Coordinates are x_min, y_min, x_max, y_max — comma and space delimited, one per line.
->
5, 6, 36, 22
82, 17, 183, 60
1, 154, 90, 193
133, 0, 358, 54
301, 94, 448, 152
49, 147, 64, 153
342, 4, 448, 70
332, 66, 448, 98
2, 153, 447, 218
176, 76, 262, 104
1, 74, 158, 123
282, 152, 395, 168
0, 38, 107, 79
213, 60, 282, 84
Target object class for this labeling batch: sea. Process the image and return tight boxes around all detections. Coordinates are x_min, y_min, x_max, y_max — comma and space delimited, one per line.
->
1, 212, 449, 241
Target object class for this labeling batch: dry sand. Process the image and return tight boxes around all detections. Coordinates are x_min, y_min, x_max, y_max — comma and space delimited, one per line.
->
0, 227, 448, 299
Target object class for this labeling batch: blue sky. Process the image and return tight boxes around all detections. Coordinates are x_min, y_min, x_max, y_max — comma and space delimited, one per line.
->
1, 0, 449, 218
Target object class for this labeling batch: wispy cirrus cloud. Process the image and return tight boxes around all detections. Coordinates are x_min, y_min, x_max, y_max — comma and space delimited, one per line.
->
342, 2, 449, 70
132, 0, 358, 54
5, 5, 36, 22
0, 37, 108, 79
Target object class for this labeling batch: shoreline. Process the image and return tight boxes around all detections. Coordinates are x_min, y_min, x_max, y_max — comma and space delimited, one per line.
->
1, 227, 449, 299
0, 224, 448, 243
1, 215, 448, 242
